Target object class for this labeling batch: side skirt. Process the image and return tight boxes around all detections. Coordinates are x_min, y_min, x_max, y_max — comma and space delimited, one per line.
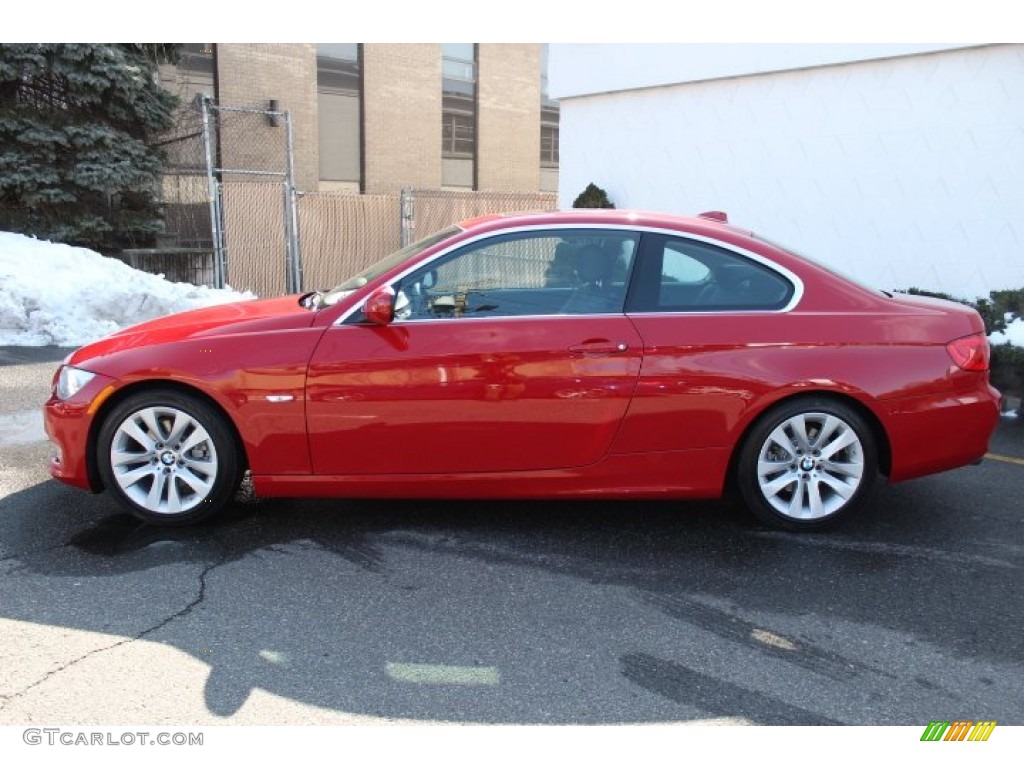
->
252, 448, 730, 500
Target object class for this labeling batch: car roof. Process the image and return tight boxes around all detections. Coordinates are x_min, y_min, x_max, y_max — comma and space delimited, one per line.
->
457, 209, 753, 238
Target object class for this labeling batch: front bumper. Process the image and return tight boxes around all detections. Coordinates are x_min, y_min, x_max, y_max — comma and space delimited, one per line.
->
43, 371, 117, 491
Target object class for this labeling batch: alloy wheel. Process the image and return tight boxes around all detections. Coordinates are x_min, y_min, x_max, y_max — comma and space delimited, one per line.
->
109, 406, 219, 515
754, 411, 866, 521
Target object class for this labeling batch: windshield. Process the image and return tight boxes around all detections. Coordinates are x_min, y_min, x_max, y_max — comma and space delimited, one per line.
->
318, 226, 461, 307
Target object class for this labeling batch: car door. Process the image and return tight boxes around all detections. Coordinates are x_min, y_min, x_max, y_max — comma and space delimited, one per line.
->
615, 232, 797, 454
306, 228, 644, 475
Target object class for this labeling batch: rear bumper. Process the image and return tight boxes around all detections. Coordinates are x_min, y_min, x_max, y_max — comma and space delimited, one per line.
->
883, 383, 1001, 483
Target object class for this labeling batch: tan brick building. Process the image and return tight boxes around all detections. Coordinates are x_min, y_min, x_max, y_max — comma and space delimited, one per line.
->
160, 43, 559, 194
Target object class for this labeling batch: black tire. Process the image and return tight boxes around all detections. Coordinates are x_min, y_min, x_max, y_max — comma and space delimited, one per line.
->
736, 398, 879, 531
96, 389, 243, 526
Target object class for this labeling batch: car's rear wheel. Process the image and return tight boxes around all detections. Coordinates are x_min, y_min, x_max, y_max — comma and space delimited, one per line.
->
97, 390, 242, 526
737, 398, 879, 531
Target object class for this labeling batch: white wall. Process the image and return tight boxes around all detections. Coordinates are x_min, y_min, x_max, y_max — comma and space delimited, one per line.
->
550, 44, 977, 99
556, 44, 1024, 298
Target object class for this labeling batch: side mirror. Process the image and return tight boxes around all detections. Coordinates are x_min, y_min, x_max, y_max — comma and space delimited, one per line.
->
363, 286, 395, 326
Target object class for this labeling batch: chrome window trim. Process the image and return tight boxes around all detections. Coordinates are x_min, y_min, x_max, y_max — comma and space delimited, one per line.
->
333, 223, 805, 326
336, 312, 633, 327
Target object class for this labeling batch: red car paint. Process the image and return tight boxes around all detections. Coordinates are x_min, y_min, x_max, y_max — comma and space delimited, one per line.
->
43, 210, 1000, 509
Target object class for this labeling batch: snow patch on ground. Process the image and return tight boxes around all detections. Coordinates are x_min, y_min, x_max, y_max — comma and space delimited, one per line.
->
0, 231, 254, 346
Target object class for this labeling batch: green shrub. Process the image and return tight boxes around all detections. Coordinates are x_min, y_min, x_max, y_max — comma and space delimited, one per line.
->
900, 287, 1021, 336
990, 344, 1024, 399
572, 183, 615, 209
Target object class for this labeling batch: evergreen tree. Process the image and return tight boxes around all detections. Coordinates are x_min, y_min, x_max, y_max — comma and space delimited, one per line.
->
572, 182, 615, 209
0, 44, 180, 251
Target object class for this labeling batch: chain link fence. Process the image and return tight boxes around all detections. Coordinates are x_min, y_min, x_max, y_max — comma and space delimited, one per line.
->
204, 100, 301, 296
138, 98, 300, 295
297, 191, 401, 293
400, 188, 558, 248
148, 99, 557, 296
220, 181, 291, 296
124, 100, 215, 285
295, 187, 557, 293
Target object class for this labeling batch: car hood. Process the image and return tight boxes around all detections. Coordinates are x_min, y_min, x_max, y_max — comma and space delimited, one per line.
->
68, 295, 318, 366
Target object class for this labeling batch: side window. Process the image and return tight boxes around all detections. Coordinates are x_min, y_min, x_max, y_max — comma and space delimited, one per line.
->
660, 244, 712, 304
394, 230, 638, 320
633, 236, 793, 312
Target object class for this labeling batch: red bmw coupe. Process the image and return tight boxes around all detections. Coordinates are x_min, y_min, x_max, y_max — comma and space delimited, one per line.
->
44, 210, 1000, 530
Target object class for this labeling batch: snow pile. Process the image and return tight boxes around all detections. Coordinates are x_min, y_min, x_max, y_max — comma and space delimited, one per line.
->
989, 316, 1024, 349
0, 232, 254, 346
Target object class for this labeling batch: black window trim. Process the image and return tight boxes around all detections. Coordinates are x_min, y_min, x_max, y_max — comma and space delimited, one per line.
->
624, 232, 797, 315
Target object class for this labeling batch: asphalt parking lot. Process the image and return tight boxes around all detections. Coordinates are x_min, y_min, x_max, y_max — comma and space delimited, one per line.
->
1, 346, 1022, 725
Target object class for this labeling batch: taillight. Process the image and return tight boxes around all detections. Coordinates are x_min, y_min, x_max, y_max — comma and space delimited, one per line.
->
946, 333, 989, 371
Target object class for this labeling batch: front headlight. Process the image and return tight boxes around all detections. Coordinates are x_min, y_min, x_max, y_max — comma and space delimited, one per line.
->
56, 365, 97, 401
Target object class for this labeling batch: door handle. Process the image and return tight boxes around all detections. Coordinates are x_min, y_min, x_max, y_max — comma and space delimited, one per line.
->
568, 341, 629, 354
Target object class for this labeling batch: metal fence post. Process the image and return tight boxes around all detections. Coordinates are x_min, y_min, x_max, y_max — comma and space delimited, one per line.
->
200, 96, 226, 288
400, 188, 415, 248
282, 109, 303, 294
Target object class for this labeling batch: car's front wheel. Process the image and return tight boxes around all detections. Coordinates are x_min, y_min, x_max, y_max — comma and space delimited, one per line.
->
737, 398, 879, 531
96, 389, 242, 525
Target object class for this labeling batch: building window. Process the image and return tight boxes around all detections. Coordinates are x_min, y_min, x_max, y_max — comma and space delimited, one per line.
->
180, 44, 214, 74
443, 112, 475, 157
317, 43, 362, 187
168, 43, 215, 104
540, 111, 559, 166
540, 44, 559, 192
442, 43, 477, 189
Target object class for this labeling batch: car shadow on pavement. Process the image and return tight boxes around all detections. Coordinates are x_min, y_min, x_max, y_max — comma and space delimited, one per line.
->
2, 465, 1023, 725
